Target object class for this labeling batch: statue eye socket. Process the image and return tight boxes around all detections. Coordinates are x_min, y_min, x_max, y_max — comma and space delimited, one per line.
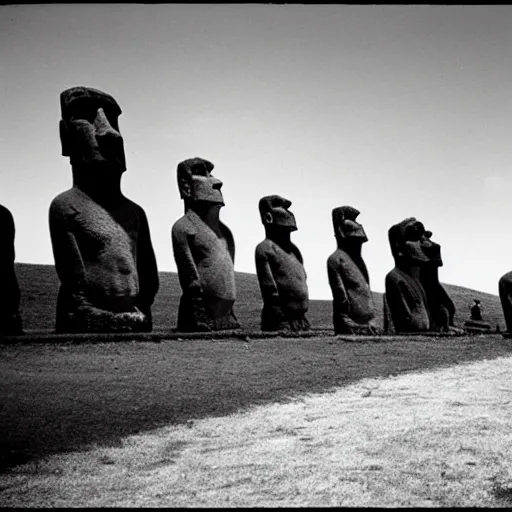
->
191, 165, 209, 177
68, 99, 96, 123
405, 225, 422, 241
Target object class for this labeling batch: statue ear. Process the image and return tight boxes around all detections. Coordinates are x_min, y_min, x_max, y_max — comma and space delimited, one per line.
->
178, 175, 192, 199
263, 212, 273, 225
59, 120, 71, 157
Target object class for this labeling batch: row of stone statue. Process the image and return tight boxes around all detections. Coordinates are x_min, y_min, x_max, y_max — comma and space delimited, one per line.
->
0, 86, 508, 336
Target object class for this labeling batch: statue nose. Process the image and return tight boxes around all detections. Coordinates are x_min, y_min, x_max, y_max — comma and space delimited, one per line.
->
211, 177, 223, 190
95, 108, 120, 139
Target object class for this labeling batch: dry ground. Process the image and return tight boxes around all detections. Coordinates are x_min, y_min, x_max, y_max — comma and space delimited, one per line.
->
2, 354, 512, 507
2, 335, 512, 473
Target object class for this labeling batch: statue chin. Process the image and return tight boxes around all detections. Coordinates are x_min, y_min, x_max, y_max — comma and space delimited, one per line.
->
274, 223, 297, 232
191, 182, 224, 205
192, 196, 225, 207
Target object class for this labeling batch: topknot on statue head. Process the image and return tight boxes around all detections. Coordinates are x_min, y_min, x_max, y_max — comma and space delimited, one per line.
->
332, 205, 360, 228
388, 217, 419, 263
60, 86, 121, 121
59, 86, 126, 175
332, 205, 368, 245
258, 195, 297, 231
388, 217, 441, 267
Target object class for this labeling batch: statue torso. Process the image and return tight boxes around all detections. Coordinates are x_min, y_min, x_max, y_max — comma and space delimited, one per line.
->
173, 210, 236, 302
257, 238, 309, 313
51, 187, 141, 311
386, 267, 430, 332
328, 249, 375, 324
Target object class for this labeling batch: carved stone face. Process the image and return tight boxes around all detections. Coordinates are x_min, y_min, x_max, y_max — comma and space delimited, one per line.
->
190, 168, 224, 205
341, 219, 367, 241
332, 206, 368, 244
260, 195, 297, 231
178, 158, 224, 206
60, 87, 126, 173
390, 218, 439, 266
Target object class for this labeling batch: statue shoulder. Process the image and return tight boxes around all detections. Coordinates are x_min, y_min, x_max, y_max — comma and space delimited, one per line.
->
49, 188, 79, 217
327, 248, 347, 268
255, 238, 275, 257
385, 267, 405, 286
172, 214, 195, 240
0, 204, 14, 223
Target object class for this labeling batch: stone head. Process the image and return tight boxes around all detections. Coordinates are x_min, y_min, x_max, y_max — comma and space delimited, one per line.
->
60, 86, 126, 174
259, 195, 297, 232
177, 157, 224, 206
388, 217, 440, 267
332, 206, 368, 246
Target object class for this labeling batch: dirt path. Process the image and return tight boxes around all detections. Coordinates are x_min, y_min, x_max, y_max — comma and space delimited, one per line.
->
2, 355, 512, 507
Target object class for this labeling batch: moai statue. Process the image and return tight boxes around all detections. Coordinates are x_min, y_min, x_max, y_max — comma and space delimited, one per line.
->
255, 195, 309, 332
172, 157, 239, 332
499, 272, 512, 335
0, 204, 23, 335
327, 206, 379, 335
385, 217, 432, 333
419, 230, 460, 333
49, 86, 159, 333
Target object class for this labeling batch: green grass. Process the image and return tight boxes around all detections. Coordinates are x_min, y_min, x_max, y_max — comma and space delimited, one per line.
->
15, 263, 505, 332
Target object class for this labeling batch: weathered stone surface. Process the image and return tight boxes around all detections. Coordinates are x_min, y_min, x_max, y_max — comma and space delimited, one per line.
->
49, 86, 159, 333
420, 237, 460, 333
327, 206, 379, 335
498, 272, 512, 335
385, 217, 458, 333
0, 204, 23, 335
172, 157, 239, 332
255, 195, 309, 332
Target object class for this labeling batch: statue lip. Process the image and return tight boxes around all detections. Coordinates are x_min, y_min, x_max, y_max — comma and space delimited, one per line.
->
193, 199, 225, 207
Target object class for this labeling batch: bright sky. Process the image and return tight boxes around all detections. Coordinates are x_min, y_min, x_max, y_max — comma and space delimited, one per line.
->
1, 4, 512, 299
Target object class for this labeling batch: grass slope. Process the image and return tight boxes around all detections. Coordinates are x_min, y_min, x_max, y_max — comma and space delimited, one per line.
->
15, 263, 505, 332
2, 335, 512, 473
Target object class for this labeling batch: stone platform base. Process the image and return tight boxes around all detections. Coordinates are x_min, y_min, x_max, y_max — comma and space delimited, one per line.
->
0, 329, 334, 345
464, 321, 492, 334
0, 328, 500, 345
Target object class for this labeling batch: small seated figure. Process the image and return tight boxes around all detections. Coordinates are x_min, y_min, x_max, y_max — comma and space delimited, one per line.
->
255, 195, 309, 332
49, 86, 159, 333
0, 204, 23, 335
464, 299, 491, 332
172, 157, 239, 332
327, 206, 379, 335
471, 299, 483, 321
385, 217, 432, 333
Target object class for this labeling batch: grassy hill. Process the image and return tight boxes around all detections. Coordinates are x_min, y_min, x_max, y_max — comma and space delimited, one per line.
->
14, 263, 505, 333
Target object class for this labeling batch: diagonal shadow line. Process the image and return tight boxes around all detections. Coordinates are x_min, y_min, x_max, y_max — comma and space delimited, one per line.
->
0, 334, 511, 473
